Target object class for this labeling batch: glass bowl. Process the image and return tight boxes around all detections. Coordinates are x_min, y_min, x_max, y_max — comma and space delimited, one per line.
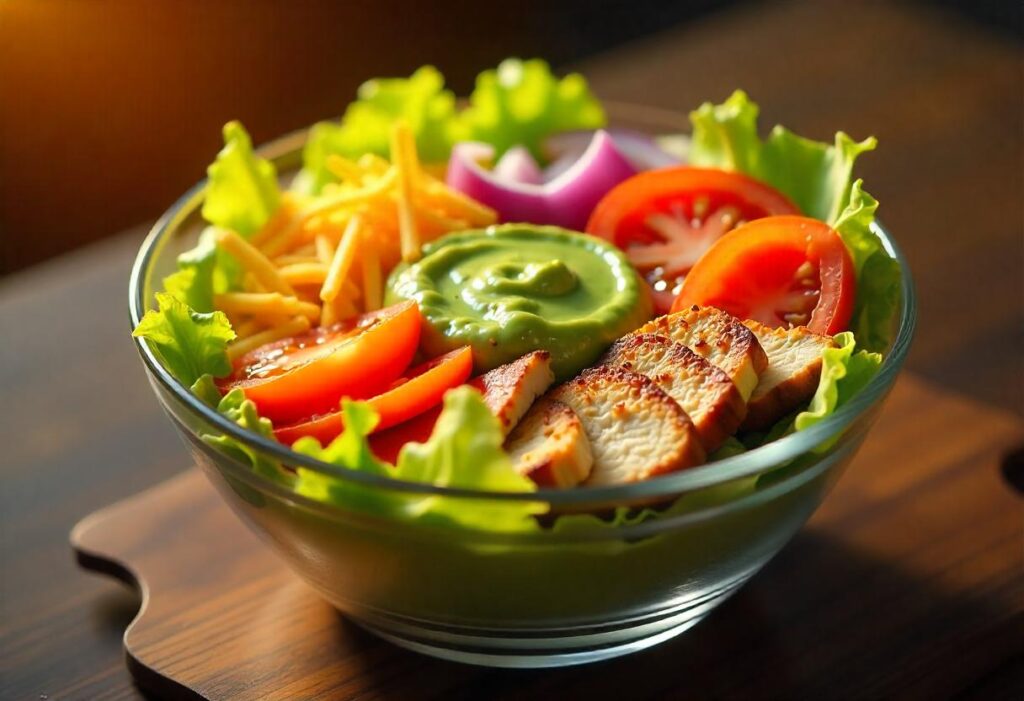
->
128, 105, 915, 668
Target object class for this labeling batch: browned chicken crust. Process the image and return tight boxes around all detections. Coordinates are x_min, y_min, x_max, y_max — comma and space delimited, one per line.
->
741, 320, 837, 430
551, 365, 705, 486
600, 333, 746, 453
505, 398, 594, 487
635, 305, 767, 402
471, 350, 555, 435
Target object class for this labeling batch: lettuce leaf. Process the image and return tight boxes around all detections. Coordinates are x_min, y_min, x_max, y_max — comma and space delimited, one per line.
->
793, 331, 882, 433
394, 386, 544, 530
299, 60, 606, 192
162, 229, 216, 312
689, 90, 876, 223
301, 66, 460, 193
689, 90, 899, 352
834, 183, 903, 352
688, 89, 762, 175
173, 121, 278, 310
715, 332, 883, 467
202, 121, 281, 236
132, 292, 235, 386
293, 387, 544, 532
203, 388, 293, 486
759, 129, 877, 224
189, 373, 224, 407
462, 58, 606, 160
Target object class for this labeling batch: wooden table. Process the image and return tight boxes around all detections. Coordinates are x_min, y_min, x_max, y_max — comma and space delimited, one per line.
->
1, 2, 1020, 699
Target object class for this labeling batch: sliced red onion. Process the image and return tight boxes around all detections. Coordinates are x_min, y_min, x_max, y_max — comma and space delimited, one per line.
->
544, 129, 682, 173
541, 151, 579, 183
446, 130, 637, 231
493, 146, 543, 185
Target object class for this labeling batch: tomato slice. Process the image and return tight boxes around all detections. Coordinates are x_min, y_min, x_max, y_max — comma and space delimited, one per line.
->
222, 301, 421, 424
671, 216, 855, 334
586, 167, 800, 312
273, 346, 473, 445
368, 405, 442, 464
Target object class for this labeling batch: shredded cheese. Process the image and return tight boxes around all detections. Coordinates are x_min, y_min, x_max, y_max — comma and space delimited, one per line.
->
214, 229, 295, 296
233, 319, 264, 339
227, 316, 311, 362
214, 292, 320, 323
360, 226, 382, 312
272, 254, 321, 266
314, 234, 336, 265
391, 123, 421, 262
249, 193, 302, 248
326, 155, 366, 185
420, 176, 497, 225
415, 207, 469, 233
278, 262, 330, 286
320, 215, 361, 303
242, 272, 267, 293
211, 122, 500, 352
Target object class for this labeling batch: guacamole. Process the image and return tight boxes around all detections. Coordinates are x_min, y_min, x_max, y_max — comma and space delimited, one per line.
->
386, 224, 652, 379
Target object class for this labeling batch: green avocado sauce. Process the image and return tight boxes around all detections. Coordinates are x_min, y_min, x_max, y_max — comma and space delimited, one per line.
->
386, 224, 652, 380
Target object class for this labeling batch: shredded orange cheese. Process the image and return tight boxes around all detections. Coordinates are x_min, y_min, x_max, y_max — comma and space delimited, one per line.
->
214, 121, 497, 351
227, 316, 311, 362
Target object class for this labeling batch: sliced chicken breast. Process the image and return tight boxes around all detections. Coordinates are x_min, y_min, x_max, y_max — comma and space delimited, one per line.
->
470, 350, 555, 435
635, 305, 767, 402
551, 365, 705, 486
599, 333, 746, 453
741, 320, 837, 430
505, 398, 594, 488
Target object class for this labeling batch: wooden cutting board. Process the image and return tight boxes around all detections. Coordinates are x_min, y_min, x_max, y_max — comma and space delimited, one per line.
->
71, 375, 1024, 700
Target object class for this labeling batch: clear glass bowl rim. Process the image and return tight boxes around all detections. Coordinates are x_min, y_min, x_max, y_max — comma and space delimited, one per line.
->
128, 106, 916, 507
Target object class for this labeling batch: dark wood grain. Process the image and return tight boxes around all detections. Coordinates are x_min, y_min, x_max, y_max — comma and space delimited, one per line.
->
1, 1, 1021, 699
70, 376, 1024, 700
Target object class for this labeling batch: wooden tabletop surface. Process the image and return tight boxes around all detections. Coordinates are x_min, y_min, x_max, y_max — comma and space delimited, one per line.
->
1, 2, 1021, 699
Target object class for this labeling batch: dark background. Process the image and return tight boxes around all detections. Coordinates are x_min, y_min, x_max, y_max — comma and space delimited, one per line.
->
0, 0, 1018, 274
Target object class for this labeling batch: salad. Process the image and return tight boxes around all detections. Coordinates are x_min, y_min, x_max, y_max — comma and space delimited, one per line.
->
134, 58, 901, 531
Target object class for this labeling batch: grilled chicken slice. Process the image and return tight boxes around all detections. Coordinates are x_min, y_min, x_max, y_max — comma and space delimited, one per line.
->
551, 365, 705, 486
505, 398, 594, 487
635, 305, 767, 402
600, 333, 746, 453
741, 320, 837, 430
470, 351, 555, 435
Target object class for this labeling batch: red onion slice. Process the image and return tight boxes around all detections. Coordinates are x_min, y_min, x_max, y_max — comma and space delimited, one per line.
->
544, 129, 682, 173
493, 146, 543, 185
446, 130, 637, 231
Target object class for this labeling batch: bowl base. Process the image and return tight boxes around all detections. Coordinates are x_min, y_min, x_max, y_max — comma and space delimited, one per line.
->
350, 577, 747, 669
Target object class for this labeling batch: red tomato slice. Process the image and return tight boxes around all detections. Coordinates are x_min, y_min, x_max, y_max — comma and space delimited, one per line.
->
222, 301, 421, 424
586, 167, 800, 313
273, 346, 473, 446
368, 405, 442, 464
671, 215, 855, 334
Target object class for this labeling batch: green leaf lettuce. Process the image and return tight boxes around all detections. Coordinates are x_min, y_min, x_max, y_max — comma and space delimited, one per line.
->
172, 120, 280, 311
132, 292, 235, 386
793, 331, 882, 433
833, 183, 902, 352
293, 387, 544, 532
462, 58, 606, 160
301, 66, 460, 193
299, 59, 606, 192
689, 89, 899, 352
202, 121, 281, 236
689, 89, 876, 223
203, 387, 293, 486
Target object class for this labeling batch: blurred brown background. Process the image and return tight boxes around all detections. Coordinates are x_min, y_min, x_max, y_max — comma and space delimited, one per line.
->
0, 0, 736, 273
0, 0, 1018, 274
